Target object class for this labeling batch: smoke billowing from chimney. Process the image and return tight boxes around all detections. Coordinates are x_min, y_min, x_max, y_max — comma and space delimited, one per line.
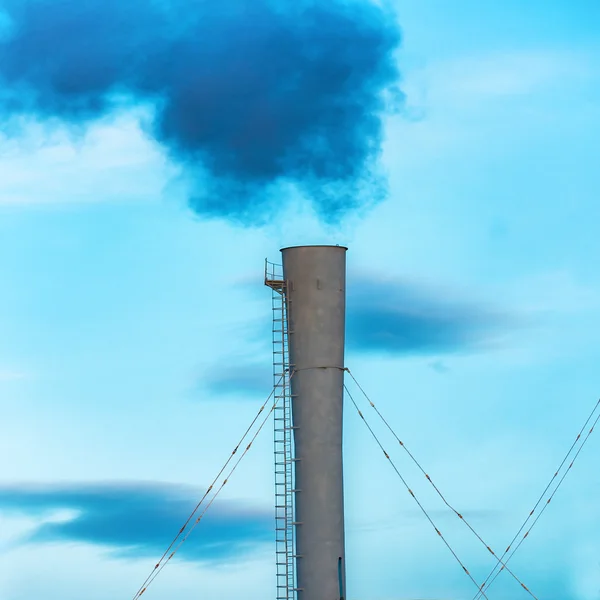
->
0, 0, 402, 223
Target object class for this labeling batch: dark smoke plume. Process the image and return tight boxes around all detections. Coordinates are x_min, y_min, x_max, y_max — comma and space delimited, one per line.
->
0, 0, 402, 222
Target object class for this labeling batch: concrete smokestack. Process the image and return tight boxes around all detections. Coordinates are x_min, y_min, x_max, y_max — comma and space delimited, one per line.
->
281, 245, 347, 600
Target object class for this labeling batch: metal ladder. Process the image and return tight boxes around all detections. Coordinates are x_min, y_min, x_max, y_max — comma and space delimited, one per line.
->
265, 260, 296, 600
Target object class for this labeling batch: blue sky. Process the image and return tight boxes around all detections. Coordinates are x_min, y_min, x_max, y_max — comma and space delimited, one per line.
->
1, 0, 599, 599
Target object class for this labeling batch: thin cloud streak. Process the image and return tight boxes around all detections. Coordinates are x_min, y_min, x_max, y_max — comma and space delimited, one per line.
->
346, 275, 518, 356
0, 481, 272, 562
227, 273, 519, 365
200, 362, 273, 399
0, 370, 28, 381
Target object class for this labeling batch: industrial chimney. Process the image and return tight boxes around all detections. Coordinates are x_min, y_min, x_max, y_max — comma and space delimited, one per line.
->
282, 245, 347, 600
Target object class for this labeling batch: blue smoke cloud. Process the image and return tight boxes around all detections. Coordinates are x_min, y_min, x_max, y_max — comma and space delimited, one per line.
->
0, 0, 402, 222
0, 481, 272, 561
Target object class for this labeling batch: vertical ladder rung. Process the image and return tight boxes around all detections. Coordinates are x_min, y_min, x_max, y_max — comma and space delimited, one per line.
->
270, 278, 295, 600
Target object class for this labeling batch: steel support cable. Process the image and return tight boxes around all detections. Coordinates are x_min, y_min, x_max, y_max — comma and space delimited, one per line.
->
474, 406, 600, 599
345, 369, 537, 599
132, 373, 290, 600
344, 384, 490, 600
136, 396, 279, 597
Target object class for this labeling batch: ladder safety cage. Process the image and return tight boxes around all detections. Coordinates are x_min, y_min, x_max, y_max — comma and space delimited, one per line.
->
265, 259, 296, 600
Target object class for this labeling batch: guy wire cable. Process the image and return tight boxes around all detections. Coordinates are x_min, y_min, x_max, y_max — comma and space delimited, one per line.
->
345, 368, 536, 599
134, 391, 281, 597
347, 369, 600, 599
474, 403, 600, 599
132, 371, 292, 599
344, 383, 490, 600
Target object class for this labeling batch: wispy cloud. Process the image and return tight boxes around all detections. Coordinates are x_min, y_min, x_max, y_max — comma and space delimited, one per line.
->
346, 275, 517, 356
349, 508, 507, 537
428, 360, 449, 374
233, 273, 517, 359
0, 110, 169, 206
199, 362, 273, 399
438, 50, 593, 98
0, 481, 272, 562
420, 49, 597, 109
0, 370, 28, 381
